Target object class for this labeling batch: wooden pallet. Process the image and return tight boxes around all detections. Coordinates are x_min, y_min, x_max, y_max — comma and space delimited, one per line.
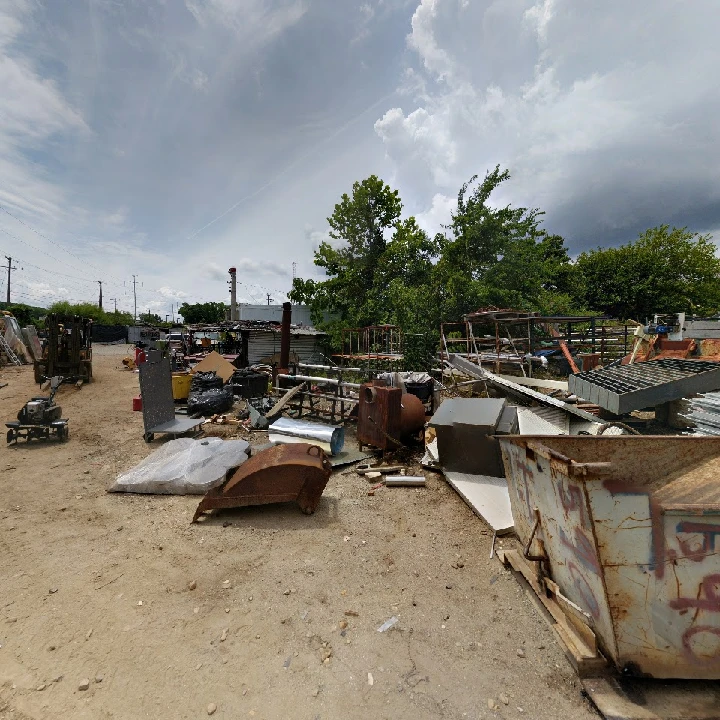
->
499, 548, 607, 677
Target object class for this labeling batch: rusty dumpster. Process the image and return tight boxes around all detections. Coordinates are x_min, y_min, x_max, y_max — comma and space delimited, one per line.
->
499, 435, 720, 679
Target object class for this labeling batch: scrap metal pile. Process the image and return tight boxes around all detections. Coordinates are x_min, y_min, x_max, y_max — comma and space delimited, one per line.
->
100, 306, 720, 719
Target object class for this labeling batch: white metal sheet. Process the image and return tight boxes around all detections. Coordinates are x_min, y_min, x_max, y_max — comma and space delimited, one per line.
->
443, 471, 514, 534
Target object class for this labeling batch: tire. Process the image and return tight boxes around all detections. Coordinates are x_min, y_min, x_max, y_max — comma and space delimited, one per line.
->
58, 426, 69, 442
7, 429, 15, 444
143, 432, 154, 443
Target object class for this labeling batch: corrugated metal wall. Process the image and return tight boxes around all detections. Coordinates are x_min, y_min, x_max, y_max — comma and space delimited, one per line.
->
246, 331, 322, 364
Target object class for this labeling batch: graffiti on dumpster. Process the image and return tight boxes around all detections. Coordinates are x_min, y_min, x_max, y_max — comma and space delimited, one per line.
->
669, 574, 720, 613
558, 479, 590, 527
603, 480, 667, 578
567, 561, 601, 619
559, 526, 602, 576
674, 522, 720, 564
681, 625, 720, 665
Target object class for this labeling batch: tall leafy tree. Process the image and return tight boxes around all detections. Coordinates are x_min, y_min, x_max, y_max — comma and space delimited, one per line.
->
177, 302, 227, 324
574, 226, 720, 320
292, 167, 577, 354
290, 176, 408, 331
46, 301, 133, 325
433, 166, 574, 320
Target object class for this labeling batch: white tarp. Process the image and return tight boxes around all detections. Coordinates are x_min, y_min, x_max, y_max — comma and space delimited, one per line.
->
109, 437, 250, 495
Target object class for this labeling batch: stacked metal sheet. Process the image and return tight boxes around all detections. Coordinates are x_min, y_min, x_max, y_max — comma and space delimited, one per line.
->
680, 390, 720, 435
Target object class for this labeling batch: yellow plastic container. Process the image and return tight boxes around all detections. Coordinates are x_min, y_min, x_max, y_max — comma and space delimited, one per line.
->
171, 372, 192, 400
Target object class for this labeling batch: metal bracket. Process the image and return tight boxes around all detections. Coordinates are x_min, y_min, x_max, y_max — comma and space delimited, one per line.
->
523, 507, 548, 561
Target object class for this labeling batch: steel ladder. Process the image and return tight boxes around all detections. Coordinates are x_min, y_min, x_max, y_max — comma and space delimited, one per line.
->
0, 334, 22, 366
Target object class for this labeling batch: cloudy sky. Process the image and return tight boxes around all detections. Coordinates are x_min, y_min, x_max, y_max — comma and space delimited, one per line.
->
1, 0, 718, 317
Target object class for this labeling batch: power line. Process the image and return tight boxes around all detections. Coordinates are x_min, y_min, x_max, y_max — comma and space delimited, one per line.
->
0, 225, 99, 278
0, 203, 125, 282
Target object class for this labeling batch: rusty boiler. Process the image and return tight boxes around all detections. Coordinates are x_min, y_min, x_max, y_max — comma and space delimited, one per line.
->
357, 380, 426, 451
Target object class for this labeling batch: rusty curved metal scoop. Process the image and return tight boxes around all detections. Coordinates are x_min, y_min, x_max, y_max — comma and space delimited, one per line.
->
192, 443, 332, 522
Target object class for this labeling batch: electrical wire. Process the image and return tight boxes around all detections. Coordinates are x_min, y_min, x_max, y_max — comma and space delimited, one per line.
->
0, 203, 126, 283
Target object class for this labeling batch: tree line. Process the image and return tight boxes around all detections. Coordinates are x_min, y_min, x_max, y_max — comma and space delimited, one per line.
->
289, 167, 720, 342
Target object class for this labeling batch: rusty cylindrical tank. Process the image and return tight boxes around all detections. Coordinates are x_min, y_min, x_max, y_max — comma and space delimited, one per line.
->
400, 392, 425, 436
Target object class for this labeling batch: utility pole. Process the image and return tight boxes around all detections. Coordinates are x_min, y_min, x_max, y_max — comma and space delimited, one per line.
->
97, 280, 103, 309
132, 275, 138, 322
292, 262, 297, 280
2, 256, 17, 304
108, 298, 117, 313
266, 293, 273, 306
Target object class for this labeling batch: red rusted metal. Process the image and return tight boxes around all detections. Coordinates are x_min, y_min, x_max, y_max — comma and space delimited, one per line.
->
559, 339, 580, 373
400, 393, 425, 436
357, 382, 403, 450
500, 434, 720, 680
192, 443, 332, 522
698, 339, 720, 361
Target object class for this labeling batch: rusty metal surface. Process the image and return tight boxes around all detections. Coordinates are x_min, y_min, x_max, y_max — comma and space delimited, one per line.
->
193, 443, 332, 521
399, 393, 425, 436
698, 339, 720, 361
499, 435, 720, 679
357, 382, 403, 450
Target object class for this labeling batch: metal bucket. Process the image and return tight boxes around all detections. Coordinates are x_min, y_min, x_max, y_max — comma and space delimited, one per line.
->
499, 435, 720, 679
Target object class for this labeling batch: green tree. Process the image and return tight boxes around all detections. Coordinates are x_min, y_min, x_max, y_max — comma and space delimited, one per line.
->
291, 168, 578, 358
574, 226, 720, 320
290, 177, 439, 345
138, 312, 162, 324
433, 166, 575, 320
291, 176, 403, 328
178, 302, 226, 324
107, 309, 135, 325
45, 301, 134, 325
0, 302, 45, 327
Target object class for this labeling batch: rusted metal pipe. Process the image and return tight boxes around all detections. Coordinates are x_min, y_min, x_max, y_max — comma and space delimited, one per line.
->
280, 302, 292, 370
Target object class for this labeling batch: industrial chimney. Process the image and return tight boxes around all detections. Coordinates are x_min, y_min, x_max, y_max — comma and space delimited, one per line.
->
228, 267, 237, 321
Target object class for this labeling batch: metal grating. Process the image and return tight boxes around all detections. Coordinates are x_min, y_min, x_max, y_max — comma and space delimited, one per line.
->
569, 359, 720, 415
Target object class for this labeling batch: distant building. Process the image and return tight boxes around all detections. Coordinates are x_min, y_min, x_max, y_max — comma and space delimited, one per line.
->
226, 304, 316, 326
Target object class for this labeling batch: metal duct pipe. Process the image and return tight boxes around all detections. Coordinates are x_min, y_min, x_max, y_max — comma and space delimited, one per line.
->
269, 417, 345, 456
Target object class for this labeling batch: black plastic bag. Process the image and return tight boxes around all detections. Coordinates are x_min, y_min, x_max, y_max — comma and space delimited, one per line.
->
190, 371, 224, 392
187, 387, 234, 415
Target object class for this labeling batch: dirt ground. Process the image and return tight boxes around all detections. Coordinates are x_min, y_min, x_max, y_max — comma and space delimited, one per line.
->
0, 345, 598, 720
